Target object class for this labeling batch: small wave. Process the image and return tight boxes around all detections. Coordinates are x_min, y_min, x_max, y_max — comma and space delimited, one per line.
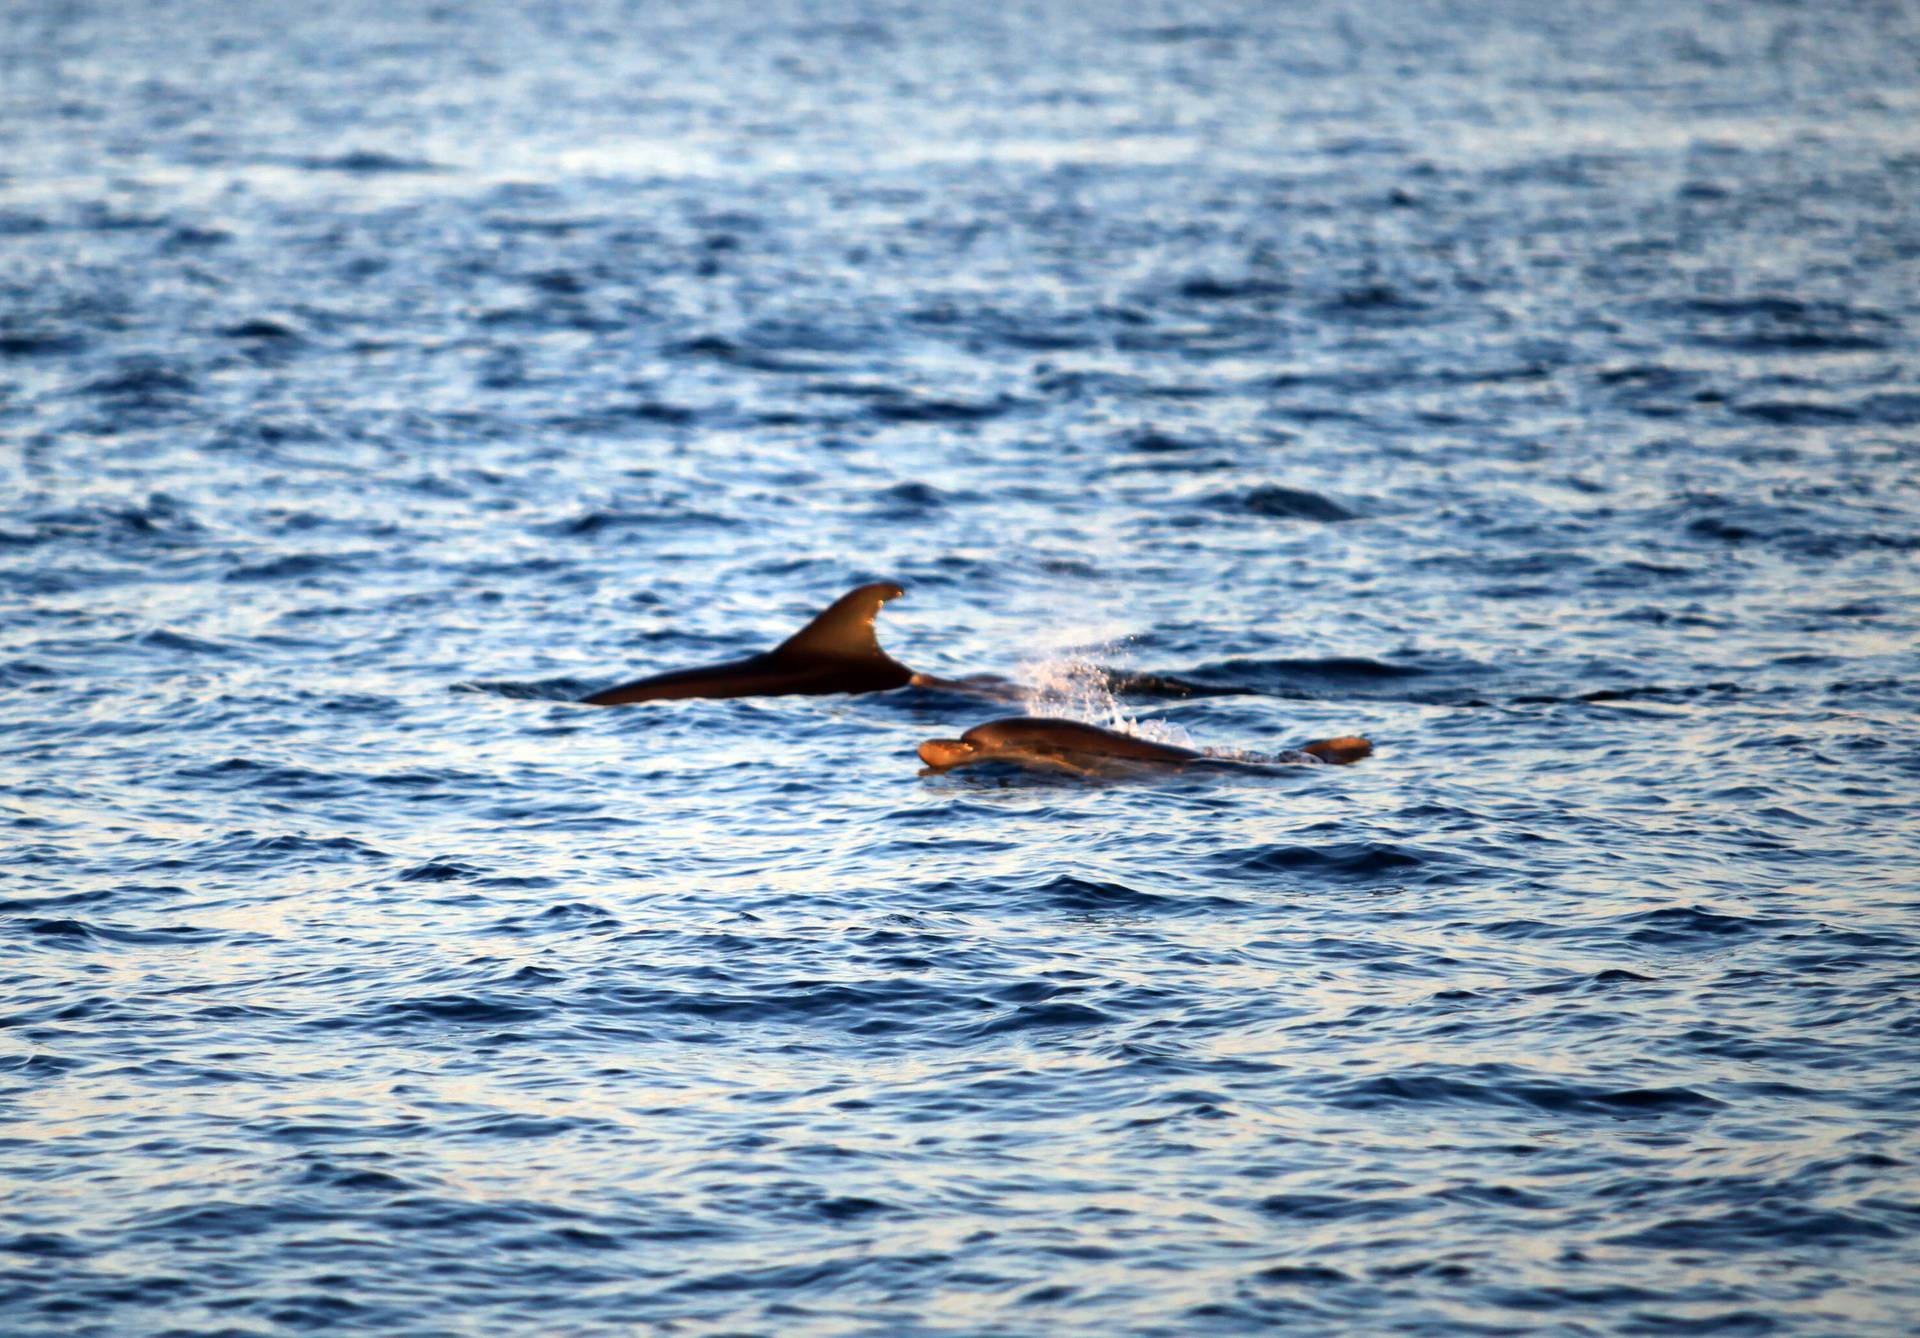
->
126, 1200, 340, 1242
22, 917, 94, 939
1033, 368, 1146, 398
132, 627, 246, 656
1183, 654, 1472, 702
1217, 842, 1434, 879
171, 759, 352, 797
1318, 283, 1431, 319
1617, 906, 1783, 946
665, 334, 832, 373
79, 360, 198, 402
537, 507, 736, 536
1253, 1263, 1353, 1286
981, 318, 1098, 352
0, 1053, 86, 1082
1204, 485, 1359, 522
16, 917, 221, 948
372, 994, 551, 1025
1568, 682, 1744, 705
1255, 1193, 1420, 1223
1178, 275, 1287, 302
1733, 399, 1858, 425
0, 888, 116, 913
485, 213, 591, 236
1323, 1068, 1723, 1117
452, 679, 594, 701
967, 1000, 1114, 1037
1096, 669, 1256, 698
223, 552, 361, 583
1124, 24, 1244, 44
129, 831, 382, 877
397, 860, 483, 883
72, 203, 169, 231
1669, 497, 1920, 558
578, 976, 950, 1029
6, 498, 204, 551
163, 224, 232, 250
1595, 362, 1703, 389
207, 417, 330, 451
867, 394, 1018, 423
293, 1162, 421, 1194
550, 400, 700, 429
367, 768, 489, 790
221, 317, 303, 341
1608, 1206, 1900, 1252
1660, 294, 1898, 353
1122, 429, 1206, 453
1026, 875, 1188, 914
0, 658, 57, 686
870, 481, 948, 515
810, 1195, 892, 1222
804, 379, 904, 399
0, 328, 88, 357
525, 268, 587, 295
1856, 391, 1920, 425
0, 1232, 88, 1258
296, 150, 442, 173
492, 902, 621, 933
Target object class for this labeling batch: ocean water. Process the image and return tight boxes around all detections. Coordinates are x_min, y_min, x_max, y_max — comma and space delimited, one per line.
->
3, 1, 1919, 1333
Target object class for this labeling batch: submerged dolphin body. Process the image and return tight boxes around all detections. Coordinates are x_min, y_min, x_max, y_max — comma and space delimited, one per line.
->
917, 716, 1373, 776
583, 582, 918, 705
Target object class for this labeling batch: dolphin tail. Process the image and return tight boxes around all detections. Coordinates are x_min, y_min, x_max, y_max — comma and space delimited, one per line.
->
1300, 736, 1372, 765
773, 582, 908, 665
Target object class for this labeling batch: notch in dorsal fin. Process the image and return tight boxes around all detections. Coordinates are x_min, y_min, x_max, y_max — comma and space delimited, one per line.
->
773, 582, 907, 662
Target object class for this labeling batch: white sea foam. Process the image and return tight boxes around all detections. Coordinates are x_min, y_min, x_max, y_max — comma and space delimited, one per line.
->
1016, 645, 1196, 749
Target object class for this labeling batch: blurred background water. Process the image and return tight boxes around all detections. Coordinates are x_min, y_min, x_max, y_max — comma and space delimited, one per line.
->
3, 1, 1919, 1333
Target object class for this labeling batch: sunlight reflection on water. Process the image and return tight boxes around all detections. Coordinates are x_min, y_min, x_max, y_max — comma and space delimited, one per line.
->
3, 0, 1919, 1334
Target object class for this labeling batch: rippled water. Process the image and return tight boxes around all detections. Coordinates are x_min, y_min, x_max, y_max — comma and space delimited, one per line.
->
5, 1, 1920, 1333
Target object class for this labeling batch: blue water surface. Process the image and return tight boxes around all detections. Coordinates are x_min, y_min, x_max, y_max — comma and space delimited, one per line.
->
3, 1, 1919, 1333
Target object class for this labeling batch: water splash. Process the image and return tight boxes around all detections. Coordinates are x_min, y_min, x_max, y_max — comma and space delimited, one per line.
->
1017, 650, 1322, 763
1017, 647, 1196, 748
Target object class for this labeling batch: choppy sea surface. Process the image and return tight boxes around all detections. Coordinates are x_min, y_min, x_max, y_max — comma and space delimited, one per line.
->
4, 1, 1919, 1333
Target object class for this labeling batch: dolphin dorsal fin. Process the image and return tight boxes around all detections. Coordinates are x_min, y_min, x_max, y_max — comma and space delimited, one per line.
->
773, 583, 906, 662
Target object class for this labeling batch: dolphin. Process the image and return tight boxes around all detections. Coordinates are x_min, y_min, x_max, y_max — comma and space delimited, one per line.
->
583, 582, 925, 705
916, 716, 1372, 775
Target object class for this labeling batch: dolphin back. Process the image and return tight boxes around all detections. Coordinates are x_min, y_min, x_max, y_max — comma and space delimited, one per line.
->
582, 583, 913, 704
960, 717, 1205, 763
